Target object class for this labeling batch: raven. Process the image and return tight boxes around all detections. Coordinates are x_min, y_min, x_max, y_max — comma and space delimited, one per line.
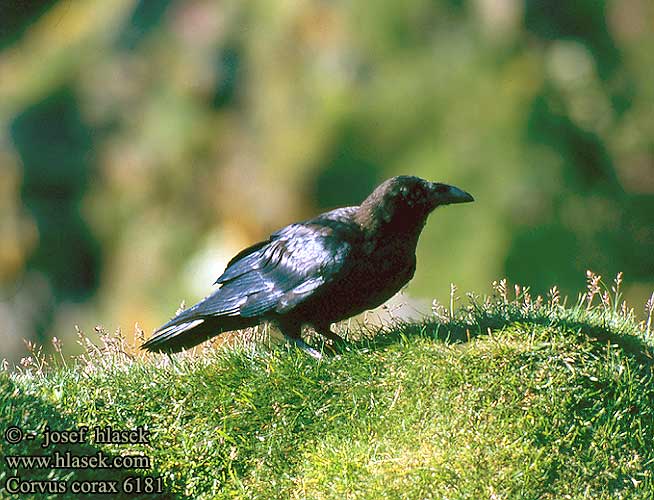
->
142, 176, 473, 358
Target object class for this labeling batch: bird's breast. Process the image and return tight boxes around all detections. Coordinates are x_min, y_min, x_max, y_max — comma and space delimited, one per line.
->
283, 233, 419, 324
316, 238, 417, 320
357, 240, 417, 294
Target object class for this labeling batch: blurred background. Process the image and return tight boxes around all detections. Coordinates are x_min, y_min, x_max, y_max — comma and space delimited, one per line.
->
1, 0, 653, 362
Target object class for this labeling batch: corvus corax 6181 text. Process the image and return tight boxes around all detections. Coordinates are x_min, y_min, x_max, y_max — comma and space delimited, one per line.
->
142, 176, 474, 358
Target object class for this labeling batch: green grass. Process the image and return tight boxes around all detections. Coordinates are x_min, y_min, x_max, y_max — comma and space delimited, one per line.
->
2, 276, 654, 499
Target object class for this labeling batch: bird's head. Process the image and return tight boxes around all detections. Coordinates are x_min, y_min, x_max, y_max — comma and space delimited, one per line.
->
358, 175, 474, 235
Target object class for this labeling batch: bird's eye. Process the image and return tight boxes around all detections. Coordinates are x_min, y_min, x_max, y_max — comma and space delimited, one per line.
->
435, 184, 449, 194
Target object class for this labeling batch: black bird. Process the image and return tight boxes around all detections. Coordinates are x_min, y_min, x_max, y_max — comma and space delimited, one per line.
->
142, 176, 474, 358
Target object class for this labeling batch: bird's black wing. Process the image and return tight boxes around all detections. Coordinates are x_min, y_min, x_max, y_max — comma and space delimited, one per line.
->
172, 208, 360, 321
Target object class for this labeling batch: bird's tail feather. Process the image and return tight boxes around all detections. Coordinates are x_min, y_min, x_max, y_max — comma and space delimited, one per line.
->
141, 315, 257, 353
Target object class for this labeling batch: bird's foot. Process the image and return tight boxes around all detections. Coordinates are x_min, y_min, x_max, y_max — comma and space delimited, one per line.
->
320, 338, 351, 356
287, 337, 323, 360
321, 341, 339, 356
315, 327, 348, 354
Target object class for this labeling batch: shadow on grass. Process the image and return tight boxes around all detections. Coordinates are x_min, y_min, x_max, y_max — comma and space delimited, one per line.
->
339, 308, 654, 367
0, 374, 175, 499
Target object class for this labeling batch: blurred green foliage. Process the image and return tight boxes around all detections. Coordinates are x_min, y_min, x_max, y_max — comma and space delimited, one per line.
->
0, 0, 653, 360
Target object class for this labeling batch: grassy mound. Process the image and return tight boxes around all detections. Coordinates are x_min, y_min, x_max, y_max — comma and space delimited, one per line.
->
2, 277, 654, 499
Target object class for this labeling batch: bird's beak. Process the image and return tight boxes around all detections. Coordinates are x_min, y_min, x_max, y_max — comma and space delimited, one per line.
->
431, 183, 475, 205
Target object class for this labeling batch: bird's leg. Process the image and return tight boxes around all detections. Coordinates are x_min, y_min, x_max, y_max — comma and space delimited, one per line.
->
312, 322, 347, 355
289, 337, 323, 360
314, 322, 345, 344
277, 320, 323, 360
